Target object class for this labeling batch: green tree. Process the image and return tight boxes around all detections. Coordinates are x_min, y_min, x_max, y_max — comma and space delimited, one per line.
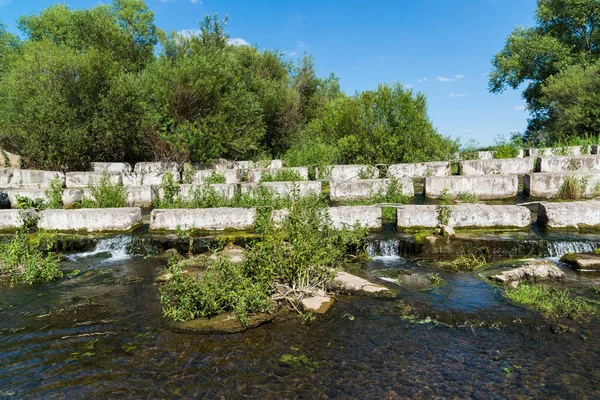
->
489, 0, 600, 142
0, 22, 20, 77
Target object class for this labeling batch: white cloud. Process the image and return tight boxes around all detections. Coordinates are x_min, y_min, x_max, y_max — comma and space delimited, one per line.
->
437, 74, 465, 82
463, 129, 472, 133
228, 37, 250, 46
298, 40, 305, 48
190, 0, 202, 3
450, 93, 468, 97
417, 77, 428, 83
514, 105, 526, 111
404, 84, 413, 89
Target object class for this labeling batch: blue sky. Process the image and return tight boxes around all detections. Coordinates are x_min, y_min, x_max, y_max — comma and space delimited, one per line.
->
0, 0, 537, 146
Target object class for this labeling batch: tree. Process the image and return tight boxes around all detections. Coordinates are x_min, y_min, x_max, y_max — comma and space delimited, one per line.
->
489, 0, 600, 142
0, 22, 20, 77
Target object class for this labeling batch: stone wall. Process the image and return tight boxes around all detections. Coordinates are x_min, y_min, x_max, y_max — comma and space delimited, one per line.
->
329, 178, 413, 202
0, 209, 30, 231
246, 167, 309, 183
424, 175, 518, 200
38, 208, 143, 232
91, 162, 132, 175
328, 206, 382, 230
66, 172, 122, 188
535, 155, 600, 173
323, 165, 379, 181
396, 204, 531, 230
524, 172, 600, 198
458, 158, 533, 175
150, 208, 257, 231
387, 162, 450, 178
537, 201, 600, 230
193, 169, 241, 184
240, 181, 322, 198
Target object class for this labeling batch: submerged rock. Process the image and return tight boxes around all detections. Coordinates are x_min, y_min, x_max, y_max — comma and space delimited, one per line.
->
560, 253, 600, 271
301, 295, 334, 314
176, 308, 278, 334
489, 259, 565, 285
330, 271, 390, 294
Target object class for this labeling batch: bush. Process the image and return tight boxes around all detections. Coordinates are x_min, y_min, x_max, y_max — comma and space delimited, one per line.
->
558, 176, 588, 200
259, 169, 306, 182
204, 171, 226, 184
79, 173, 128, 208
457, 191, 480, 203
0, 231, 62, 286
46, 177, 64, 209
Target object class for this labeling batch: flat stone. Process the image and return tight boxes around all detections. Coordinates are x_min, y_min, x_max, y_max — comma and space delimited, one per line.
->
177, 309, 277, 333
489, 259, 565, 284
210, 243, 245, 263
560, 253, 600, 271
301, 295, 334, 314
330, 271, 389, 293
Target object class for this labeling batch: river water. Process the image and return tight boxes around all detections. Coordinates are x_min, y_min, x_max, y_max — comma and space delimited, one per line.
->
1, 236, 600, 398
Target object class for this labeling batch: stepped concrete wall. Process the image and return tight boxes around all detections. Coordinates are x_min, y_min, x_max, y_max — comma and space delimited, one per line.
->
323, 165, 379, 182
0, 168, 65, 189
328, 206, 382, 230
125, 162, 180, 186
66, 172, 122, 188
535, 155, 600, 173
157, 184, 237, 202
330, 178, 413, 202
458, 158, 534, 176
425, 175, 518, 200
526, 146, 586, 157
38, 208, 143, 232
524, 172, 600, 198
246, 167, 309, 183
0, 209, 30, 231
91, 162, 132, 175
150, 208, 256, 231
537, 201, 600, 230
396, 204, 531, 230
240, 181, 321, 198
193, 169, 241, 184
387, 162, 450, 178
3, 188, 82, 208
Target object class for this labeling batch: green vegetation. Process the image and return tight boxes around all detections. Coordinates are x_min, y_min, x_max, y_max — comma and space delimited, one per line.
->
505, 283, 599, 319
339, 178, 409, 221
558, 175, 589, 200
278, 352, 318, 372
259, 169, 306, 182
490, 0, 600, 144
79, 173, 128, 208
444, 252, 487, 271
0, 231, 62, 286
456, 191, 480, 203
492, 135, 523, 159
159, 197, 368, 325
45, 177, 64, 209
203, 171, 226, 184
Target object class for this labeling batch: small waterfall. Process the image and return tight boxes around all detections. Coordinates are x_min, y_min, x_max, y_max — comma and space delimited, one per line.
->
366, 239, 400, 258
66, 235, 133, 263
546, 241, 600, 258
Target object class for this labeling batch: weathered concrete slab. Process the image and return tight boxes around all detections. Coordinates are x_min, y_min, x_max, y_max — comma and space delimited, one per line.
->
425, 175, 518, 200
0, 150, 21, 168
526, 146, 585, 157
240, 181, 321, 198
489, 260, 564, 284
328, 206, 382, 230
234, 160, 284, 170
125, 185, 156, 207
5, 169, 65, 189
458, 158, 534, 175
330, 178, 413, 202
387, 162, 450, 178
560, 253, 600, 271
157, 184, 236, 202
91, 162, 132, 175
150, 208, 257, 231
322, 165, 379, 181
537, 201, 600, 230
0, 209, 30, 231
524, 172, 600, 199
38, 208, 143, 232
246, 167, 309, 183
66, 172, 122, 188
535, 155, 600, 172
396, 204, 531, 230
126, 162, 180, 186
3, 188, 82, 208
193, 169, 241, 184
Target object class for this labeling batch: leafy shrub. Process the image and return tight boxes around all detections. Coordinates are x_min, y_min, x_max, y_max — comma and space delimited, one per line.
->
0, 231, 62, 286
204, 171, 226, 184
79, 173, 128, 208
15, 195, 46, 211
558, 176, 588, 199
493, 134, 522, 159
157, 172, 181, 208
182, 163, 196, 184
445, 252, 486, 271
260, 169, 306, 182
45, 177, 64, 209
457, 191, 480, 203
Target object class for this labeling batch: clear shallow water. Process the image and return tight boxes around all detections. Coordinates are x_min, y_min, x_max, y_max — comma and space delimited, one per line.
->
1, 238, 600, 397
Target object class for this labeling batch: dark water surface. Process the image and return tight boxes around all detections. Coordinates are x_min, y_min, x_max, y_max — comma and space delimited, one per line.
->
1, 246, 600, 398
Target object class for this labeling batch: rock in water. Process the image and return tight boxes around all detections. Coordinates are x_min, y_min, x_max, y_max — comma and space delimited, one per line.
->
330, 271, 389, 294
301, 296, 334, 314
560, 253, 600, 271
489, 259, 565, 285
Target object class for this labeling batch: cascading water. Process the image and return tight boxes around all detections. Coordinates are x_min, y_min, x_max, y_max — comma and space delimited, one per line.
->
546, 241, 600, 258
366, 238, 400, 259
66, 235, 133, 264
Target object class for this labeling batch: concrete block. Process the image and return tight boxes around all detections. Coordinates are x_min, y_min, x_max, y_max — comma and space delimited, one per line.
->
538, 201, 600, 230
330, 178, 413, 202
157, 184, 236, 203
7, 169, 64, 189
425, 175, 518, 200
526, 147, 584, 157
387, 162, 451, 178
458, 158, 534, 175
62, 189, 83, 208
193, 169, 241, 184
246, 167, 309, 183
0, 209, 31, 231
3, 188, 82, 208
240, 181, 321, 198
91, 162, 132, 175
396, 204, 531, 230
150, 208, 257, 231
0, 150, 21, 168
328, 206, 382, 230
127, 162, 180, 186
323, 165, 379, 181
535, 156, 600, 173
125, 185, 156, 207
524, 172, 600, 199
66, 172, 122, 188
38, 208, 143, 232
